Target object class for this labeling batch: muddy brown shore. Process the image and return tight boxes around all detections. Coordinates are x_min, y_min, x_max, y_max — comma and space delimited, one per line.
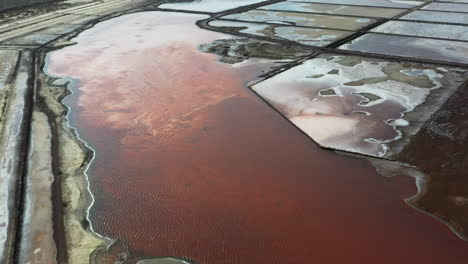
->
400, 81, 468, 240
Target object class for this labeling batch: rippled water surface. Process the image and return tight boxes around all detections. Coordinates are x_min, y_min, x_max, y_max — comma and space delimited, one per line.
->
45, 11, 468, 264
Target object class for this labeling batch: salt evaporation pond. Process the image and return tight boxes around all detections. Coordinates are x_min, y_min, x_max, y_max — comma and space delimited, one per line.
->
159, 0, 266, 12
45, 11, 468, 263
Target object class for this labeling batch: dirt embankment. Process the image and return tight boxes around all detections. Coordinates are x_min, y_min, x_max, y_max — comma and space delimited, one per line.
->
37, 52, 107, 264
37, 48, 191, 264
400, 80, 468, 241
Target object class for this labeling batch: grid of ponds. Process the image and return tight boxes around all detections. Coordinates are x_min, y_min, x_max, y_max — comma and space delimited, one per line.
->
200, 0, 468, 64
338, 1, 468, 63
206, 0, 418, 47
189, 0, 468, 158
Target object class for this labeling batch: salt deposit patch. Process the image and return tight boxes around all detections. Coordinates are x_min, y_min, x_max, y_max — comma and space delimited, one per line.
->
252, 54, 461, 158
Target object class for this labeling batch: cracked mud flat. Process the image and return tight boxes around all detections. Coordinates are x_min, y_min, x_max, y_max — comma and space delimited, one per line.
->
41, 10, 468, 264
252, 54, 466, 158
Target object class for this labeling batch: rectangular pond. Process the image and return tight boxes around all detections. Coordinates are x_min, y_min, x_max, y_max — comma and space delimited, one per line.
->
209, 19, 353, 46
260, 1, 406, 18
339, 33, 468, 64
292, 0, 423, 8
422, 2, 468, 12
371, 21, 468, 41
222, 9, 377, 30
400, 10, 468, 24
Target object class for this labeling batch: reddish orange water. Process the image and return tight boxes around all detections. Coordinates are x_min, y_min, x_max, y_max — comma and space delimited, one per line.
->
46, 12, 468, 264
